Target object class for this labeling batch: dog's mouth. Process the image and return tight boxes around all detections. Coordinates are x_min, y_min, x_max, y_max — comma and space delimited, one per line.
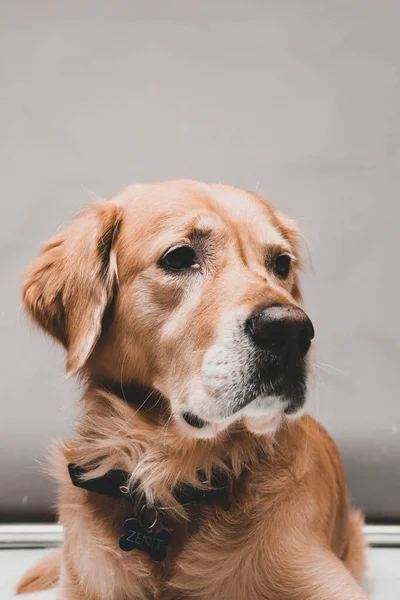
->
179, 397, 285, 438
243, 364, 308, 416
228, 361, 308, 418
180, 395, 300, 433
180, 360, 309, 436
181, 412, 208, 429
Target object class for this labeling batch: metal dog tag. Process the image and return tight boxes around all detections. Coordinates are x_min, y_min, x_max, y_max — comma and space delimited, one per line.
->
119, 518, 170, 562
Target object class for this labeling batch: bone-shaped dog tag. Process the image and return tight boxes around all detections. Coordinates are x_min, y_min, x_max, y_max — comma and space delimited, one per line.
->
119, 518, 170, 562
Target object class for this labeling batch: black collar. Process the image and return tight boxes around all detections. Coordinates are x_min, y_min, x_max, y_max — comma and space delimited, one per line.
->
68, 463, 231, 507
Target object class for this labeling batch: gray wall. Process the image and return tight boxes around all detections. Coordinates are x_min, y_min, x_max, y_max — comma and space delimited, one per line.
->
1, 1, 399, 521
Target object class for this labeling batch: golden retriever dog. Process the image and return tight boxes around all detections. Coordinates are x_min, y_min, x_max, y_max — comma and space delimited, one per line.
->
18, 180, 367, 599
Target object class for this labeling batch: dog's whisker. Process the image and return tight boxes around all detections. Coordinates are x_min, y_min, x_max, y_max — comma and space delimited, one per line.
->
119, 350, 129, 404
316, 361, 346, 374
110, 390, 156, 441
315, 370, 329, 393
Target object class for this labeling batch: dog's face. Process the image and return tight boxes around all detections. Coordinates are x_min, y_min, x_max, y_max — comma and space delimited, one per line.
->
23, 180, 314, 439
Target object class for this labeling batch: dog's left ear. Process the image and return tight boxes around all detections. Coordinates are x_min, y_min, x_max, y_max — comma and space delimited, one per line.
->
22, 201, 122, 377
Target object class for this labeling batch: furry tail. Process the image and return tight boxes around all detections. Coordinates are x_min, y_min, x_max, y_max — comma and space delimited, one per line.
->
15, 547, 61, 595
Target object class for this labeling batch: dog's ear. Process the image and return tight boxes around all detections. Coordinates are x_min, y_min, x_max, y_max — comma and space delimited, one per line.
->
22, 201, 122, 377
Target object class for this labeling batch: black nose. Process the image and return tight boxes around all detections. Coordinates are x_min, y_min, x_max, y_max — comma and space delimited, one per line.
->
246, 304, 314, 358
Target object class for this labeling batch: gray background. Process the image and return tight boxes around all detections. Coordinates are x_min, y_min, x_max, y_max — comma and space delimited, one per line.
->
1, 0, 399, 522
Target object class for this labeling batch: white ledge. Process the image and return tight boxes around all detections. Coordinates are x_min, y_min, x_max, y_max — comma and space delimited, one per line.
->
0, 524, 399, 548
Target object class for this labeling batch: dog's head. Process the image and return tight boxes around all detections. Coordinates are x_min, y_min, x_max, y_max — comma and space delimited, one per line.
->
23, 180, 314, 439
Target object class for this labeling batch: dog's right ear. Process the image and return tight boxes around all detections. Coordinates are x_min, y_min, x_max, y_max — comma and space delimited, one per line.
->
22, 201, 122, 377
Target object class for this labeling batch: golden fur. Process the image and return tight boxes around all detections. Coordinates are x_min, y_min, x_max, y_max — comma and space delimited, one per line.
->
18, 180, 367, 599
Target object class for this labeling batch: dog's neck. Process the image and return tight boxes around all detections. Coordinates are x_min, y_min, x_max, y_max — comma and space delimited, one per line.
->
100, 379, 167, 419
65, 380, 268, 513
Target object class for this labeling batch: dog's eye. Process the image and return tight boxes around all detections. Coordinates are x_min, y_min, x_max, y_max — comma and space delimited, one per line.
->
159, 245, 199, 272
273, 254, 291, 279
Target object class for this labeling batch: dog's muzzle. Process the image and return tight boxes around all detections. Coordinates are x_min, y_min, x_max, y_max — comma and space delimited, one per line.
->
183, 304, 314, 432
